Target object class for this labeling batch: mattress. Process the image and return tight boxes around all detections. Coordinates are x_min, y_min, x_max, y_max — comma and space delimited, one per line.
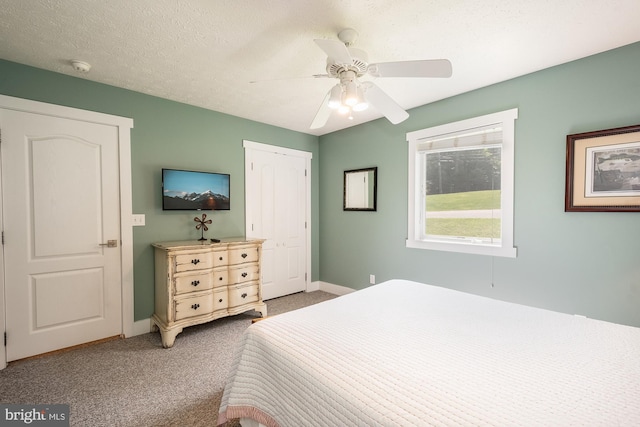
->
218, 279, 640, 426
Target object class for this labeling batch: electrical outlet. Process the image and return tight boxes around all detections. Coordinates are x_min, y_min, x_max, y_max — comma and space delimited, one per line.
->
369, 274, 375, 285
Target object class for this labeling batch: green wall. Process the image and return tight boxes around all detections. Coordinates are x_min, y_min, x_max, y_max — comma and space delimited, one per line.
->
0, 59, 320, 321
1, 42, 639, 328
319, 42, 640, 327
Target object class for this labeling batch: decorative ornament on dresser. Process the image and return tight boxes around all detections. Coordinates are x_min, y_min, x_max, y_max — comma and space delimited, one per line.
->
194, 213, 212, 241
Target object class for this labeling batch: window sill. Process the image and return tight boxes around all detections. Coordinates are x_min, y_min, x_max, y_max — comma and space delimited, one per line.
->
406, 238, 517, 258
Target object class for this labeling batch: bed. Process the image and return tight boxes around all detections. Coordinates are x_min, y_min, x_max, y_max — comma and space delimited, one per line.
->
217, 279, 640, 426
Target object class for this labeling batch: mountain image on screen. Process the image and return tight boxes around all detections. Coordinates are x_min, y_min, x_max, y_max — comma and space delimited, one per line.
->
162, 169, 231, 210
163, 190, 230, 210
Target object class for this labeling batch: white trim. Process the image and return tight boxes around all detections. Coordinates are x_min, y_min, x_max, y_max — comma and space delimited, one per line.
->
243, 140, 313, 294
0, 128, 4, 370
0, 94, 134, 368
406, 108, 518, 258
307, 280, 321, 292
243, 140, 312, 160
317, 281, 356, 296
131, 318, 153, 336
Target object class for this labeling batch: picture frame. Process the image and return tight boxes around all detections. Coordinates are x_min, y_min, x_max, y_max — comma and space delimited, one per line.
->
565, 124, 640, 212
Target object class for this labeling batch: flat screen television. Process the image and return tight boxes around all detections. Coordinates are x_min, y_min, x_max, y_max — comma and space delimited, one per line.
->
162, 168, 230, 210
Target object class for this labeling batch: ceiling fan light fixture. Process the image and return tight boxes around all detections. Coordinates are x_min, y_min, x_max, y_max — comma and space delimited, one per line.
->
337, 104, 351, 115
352, 86, 368, 111
344, 81, 358, 106
327, 84, 342, 109
352, 101, 368, 112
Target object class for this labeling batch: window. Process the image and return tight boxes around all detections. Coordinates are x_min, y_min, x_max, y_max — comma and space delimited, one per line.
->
406, 109, 518, 257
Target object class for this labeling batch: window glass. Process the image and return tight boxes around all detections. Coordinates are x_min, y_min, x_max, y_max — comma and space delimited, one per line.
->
423, 146, 501, 242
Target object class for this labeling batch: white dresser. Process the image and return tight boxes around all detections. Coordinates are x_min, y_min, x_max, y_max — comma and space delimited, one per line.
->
152, 237, 267, 348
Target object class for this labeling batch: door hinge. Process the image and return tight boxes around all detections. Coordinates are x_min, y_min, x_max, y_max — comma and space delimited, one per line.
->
4, 332, 6, 347
305, 169, 307, 177
1, 231, 4, 245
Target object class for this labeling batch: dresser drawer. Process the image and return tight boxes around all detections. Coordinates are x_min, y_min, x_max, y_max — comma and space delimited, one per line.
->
213, 288, 228, 312
174, 271, 214, 295
174, 251, 215, 272
212, 249, 228, 266
212, 267, 229, 288
229, 263, 260, 284
229, 282, 259, 307
174, 293, 214, 321
228, 245, 259, 265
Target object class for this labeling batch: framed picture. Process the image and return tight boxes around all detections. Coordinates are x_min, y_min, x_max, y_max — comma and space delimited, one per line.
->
565, 124, 640, 212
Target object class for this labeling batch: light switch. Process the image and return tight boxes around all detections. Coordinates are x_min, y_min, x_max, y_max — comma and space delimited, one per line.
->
132, 214, 145, 226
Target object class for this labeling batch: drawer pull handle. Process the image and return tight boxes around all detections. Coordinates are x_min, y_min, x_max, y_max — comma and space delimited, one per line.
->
219, 277, 223, 281
241, 293, 247, 298
191, 280, 200, 286
191, 259, 200, 265
219, 256, 223, 261
219, 298, 223, 303
241, 253, 248, 258
191, 303, 200, 310
241, 272, 248, 278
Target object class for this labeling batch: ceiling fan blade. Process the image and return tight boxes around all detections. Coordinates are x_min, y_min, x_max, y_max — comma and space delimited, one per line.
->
314, 39, 353, 65
310, 90, 332, 129
368, 59, 452, 78
362, 82, 409, 124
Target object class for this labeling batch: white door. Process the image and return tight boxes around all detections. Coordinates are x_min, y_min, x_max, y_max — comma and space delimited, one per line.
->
245, 142, 310, 300
1, 109, 123, 361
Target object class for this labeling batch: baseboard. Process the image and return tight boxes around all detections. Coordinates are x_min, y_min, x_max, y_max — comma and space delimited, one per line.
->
130, 318, 153, 337
307, 280, 320, 292
314, 281, 356, 296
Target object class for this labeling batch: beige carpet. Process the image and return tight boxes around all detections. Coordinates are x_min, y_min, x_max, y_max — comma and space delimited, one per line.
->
0, 290, 336, 426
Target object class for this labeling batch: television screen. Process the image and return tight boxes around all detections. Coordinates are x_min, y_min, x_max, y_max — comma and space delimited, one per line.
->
162, 168, 230, 210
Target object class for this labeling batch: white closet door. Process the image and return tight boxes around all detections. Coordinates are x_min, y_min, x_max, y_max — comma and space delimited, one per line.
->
244, 142, 310, 300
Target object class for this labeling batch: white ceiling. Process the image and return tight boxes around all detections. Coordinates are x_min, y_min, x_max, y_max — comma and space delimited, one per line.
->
1, 0, 639, 136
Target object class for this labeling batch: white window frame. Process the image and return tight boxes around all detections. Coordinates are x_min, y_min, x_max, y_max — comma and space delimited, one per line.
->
406, 108, 518, 258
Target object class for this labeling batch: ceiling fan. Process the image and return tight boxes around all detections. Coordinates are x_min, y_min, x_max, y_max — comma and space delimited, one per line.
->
309, 28, 452, 129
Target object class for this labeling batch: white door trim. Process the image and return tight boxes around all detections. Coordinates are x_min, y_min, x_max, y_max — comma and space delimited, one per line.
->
0, 94, 134, 369
243, 140, 312, 294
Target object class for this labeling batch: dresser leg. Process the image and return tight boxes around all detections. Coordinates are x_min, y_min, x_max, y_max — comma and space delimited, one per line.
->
254, 302, 268, 318
160, 327, 182, 348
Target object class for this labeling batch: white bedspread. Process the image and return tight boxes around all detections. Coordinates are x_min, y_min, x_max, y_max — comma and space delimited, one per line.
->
218, 279, 640, 426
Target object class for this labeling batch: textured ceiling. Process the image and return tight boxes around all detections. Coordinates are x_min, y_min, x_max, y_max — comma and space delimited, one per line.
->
1, 0, 639, 136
